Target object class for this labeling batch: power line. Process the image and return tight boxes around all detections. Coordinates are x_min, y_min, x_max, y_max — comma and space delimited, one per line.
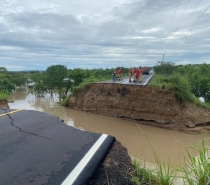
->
171, 3, 210, 54
168, 0, 202, 53
167, 0, 190, 49
178, 0, 202, 35
162, 0, 180, 53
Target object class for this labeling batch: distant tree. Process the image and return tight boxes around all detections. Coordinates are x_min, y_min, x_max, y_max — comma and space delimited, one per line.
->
9, 73, 27, 87
0, 67, 7, 73
153, 61, 176, 76
60, 78, 73, 99
29, 72, 45, 84
0, 79, 15, 93
33, 82, 46, 97
43, 65, 68, 96
68, 68, 89, 86
33, 65, 71, 100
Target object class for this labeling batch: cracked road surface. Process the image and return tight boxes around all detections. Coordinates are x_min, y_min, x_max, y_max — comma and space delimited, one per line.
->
0, 109, 115, 185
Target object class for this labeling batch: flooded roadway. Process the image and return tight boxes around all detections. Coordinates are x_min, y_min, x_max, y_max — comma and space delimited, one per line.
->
8, 88, 210, 167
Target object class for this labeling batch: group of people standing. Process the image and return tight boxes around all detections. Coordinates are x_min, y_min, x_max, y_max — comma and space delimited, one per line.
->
112, 68, 123, 81
112, 67, 143, 82
128, 67, 143, 82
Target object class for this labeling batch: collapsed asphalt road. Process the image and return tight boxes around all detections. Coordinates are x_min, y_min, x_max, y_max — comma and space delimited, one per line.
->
0, 109, 115, 185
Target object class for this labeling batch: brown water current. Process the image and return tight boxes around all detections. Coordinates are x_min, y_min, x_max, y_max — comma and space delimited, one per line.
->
8, 89, 210, 168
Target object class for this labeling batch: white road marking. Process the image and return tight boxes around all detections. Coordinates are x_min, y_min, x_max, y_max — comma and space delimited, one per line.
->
61, 134, 108, 185
144, 73, 154, 85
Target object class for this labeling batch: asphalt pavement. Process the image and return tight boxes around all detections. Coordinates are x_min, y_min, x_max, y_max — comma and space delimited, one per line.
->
0, 109, 115, 185
97, 72, 154, 86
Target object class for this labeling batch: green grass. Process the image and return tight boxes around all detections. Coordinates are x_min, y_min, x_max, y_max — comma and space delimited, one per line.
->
71, 76, 110, 96
132, 159, 158, 185
149, 73, 193, 102
153, 154, 176, 185
178, 138, 210, 185
132, 155, 176, 185
132, 138, 210, 185
132, 122, 177, 185
149, 73, 210, 109
0, 91, 10, 100
59, 95, 70, 106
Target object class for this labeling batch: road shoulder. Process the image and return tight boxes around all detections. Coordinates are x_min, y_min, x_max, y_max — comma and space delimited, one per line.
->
86, 140, 135, 185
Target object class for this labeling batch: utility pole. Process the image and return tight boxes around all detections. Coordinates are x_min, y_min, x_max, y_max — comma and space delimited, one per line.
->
162, 54, 165, 62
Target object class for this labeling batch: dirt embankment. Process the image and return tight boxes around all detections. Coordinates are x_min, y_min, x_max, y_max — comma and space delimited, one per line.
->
0, 99, 9, 109
69, 83, 210, 133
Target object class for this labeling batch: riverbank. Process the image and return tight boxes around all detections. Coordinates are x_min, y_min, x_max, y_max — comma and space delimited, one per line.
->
0, 99, 9, 109
69, 83, 210, 133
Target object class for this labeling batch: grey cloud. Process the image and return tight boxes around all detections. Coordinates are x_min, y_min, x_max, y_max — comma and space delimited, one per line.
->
0, 0, 209, 71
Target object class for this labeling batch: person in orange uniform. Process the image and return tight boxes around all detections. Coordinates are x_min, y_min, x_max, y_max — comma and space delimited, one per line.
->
138, 67, 143, 82
136, 68, 140, 82
133, 67, 138, 82
128, 68, 132, 82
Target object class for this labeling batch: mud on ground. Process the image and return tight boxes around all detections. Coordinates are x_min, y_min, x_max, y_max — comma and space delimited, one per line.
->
0, 99, 9, 109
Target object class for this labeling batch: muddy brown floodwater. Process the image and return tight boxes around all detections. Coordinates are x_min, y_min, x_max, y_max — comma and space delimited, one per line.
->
8, 89, 210, 168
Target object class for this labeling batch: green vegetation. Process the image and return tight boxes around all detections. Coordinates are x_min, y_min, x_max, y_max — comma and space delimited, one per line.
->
178, 139, 210, 185
0, 79, 15, 100
59, 95, 71, 106
71, 75, 110, 95
29, 65, 72, 100
132, 159, 158, 185
154, 155, 176, 185
150, 74, 196, 103
0, 67, 29, 100
0, 79, 15, 93
151, 62, 210, 106
132, 138, 210, 185
0, 91, 10, 100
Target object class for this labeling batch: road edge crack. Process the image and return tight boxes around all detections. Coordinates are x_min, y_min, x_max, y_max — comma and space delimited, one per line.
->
1, 108, 52, 140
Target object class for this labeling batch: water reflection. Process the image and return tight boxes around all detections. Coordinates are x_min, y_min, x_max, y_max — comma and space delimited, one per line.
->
9, 90, 74, 126
8, 88, 210, 166
12, 87, 28, 100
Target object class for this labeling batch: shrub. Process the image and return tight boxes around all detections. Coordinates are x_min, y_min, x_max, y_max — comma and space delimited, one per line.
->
150, 74, 196, 102
0, 91, 10, 100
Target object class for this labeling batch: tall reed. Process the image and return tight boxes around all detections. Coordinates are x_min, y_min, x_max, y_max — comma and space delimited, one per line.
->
178, 138, 210, 185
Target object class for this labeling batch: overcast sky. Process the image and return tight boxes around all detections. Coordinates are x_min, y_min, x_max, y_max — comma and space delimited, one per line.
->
0, 0, 209, 71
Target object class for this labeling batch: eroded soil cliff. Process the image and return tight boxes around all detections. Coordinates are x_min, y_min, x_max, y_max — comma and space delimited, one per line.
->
0, 99, 9, 109
69, 83, 210, 133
